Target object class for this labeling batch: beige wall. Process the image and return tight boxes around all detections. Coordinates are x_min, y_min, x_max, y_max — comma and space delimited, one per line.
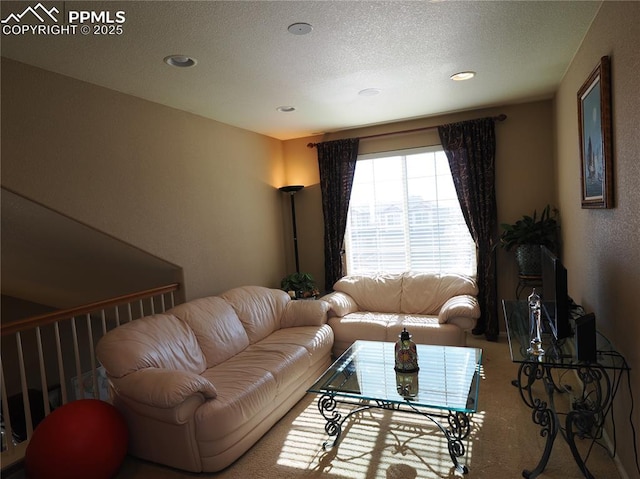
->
1, 58, 287, 301
285, 100, 556, 298
555, 2, 640, 477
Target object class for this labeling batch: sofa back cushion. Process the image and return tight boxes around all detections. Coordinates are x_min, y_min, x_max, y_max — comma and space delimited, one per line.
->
220, 286, 289, 343
96, 313, 207, 378
333, 273, 403, 313
401, 272, 478, 314
170, 296, 250, 368
281, 299, 330, 328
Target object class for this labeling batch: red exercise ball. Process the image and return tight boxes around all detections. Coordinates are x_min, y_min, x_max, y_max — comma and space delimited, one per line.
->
25, 399, 128, 479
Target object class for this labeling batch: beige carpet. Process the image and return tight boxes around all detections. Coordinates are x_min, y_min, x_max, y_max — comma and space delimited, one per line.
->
114, 335, 621, 479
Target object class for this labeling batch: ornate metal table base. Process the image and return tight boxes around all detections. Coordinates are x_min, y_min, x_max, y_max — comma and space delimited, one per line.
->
516, 362, 610, 479
317, 392, 471, 474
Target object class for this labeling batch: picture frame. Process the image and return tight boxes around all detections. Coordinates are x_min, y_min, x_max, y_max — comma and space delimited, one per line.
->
577, 56, 613, 209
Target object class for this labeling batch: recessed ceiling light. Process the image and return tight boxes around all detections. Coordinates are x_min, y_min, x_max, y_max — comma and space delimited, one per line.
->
450, 71, 476, 81
164, 55, 197, 68
276, 106, 296, 113
288, 22, 313, 35
358, 88, 381, 97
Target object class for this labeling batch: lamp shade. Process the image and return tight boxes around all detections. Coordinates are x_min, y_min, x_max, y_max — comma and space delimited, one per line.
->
279, 185, 304, 193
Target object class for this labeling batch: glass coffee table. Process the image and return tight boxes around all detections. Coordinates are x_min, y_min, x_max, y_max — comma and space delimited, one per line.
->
308, 340, 482, 474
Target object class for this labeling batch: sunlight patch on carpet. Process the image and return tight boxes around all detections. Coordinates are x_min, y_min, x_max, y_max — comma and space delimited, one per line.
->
277, 399, 485, 478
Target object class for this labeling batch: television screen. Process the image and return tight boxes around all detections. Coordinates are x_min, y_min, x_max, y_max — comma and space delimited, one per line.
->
540, 246, 572, 339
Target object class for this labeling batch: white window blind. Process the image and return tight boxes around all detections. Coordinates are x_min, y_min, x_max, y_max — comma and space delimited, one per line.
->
344, 147, 477, 277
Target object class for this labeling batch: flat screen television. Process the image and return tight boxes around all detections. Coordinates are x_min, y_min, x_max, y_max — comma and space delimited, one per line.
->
540, 246, 572, 339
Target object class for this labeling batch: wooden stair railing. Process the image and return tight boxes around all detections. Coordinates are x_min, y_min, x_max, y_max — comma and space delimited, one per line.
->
0, 283, 180, 469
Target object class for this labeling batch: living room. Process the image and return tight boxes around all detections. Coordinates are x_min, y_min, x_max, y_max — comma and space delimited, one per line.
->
1, 1, 639, 478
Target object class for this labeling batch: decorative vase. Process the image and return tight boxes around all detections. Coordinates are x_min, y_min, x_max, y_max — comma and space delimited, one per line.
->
516, 244, 542, 276
394, 328, 419, 373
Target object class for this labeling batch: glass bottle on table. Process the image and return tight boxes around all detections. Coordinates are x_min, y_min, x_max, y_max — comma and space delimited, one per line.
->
527, 288, 545, 357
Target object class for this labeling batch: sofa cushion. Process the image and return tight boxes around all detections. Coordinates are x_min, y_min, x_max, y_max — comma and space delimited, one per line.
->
280, 299, 330, 328
257, 325, 334, 365
197, 363, 278, 442
385, 314, 465, 345
236, 342, 310, 390
327, 311, 395, 346
96, 313, 207, 378
401, 272, 478, 314
220, 286, 289, 343
333, 273, 403, 313
328, 313, 465, 356
170, 297, 250, 368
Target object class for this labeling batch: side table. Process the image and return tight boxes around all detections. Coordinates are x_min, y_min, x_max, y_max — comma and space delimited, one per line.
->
502, 300, 628, 479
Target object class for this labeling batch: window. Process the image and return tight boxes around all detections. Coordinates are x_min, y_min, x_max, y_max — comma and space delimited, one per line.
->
344, 147, 477, 277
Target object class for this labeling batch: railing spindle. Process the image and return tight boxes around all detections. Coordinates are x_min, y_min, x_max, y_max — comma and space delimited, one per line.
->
54, 321, 68, 405
1, 362, 15, 454
15, 332, 34, 439
100, 309, 107, 336
35, 327, 51, 415
70, 318, 83, 400
86, 314, 99, 399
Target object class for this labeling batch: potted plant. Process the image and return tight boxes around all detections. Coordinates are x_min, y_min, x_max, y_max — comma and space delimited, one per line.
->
280, 272, 320, 299
499, 205, 559, 276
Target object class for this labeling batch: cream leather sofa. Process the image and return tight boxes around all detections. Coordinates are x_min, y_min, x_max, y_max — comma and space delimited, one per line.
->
323, 272, 480, 357
96, 286, 333, 473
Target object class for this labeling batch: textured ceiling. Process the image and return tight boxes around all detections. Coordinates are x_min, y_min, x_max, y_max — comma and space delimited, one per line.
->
1, 1, 600, 139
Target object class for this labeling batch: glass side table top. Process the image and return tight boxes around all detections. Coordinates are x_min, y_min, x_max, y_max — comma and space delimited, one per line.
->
308, 340, 482, 413
502, 299, 628, 370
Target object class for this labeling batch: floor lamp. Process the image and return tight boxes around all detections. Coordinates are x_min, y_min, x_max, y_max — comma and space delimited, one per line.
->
279, 185, 304, 273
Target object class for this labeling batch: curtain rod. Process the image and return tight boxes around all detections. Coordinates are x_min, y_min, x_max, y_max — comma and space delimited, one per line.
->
307, 113, 507, 148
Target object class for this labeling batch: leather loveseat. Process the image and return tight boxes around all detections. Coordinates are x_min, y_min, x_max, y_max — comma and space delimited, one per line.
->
96, 286, 333, 472
323, 272, 480, 357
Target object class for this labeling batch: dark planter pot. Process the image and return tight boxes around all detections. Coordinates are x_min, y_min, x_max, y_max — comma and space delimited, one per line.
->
515, 244, 542, 276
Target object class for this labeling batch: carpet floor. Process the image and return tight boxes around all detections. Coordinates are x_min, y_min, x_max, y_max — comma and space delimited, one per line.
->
114, 334, 621, 479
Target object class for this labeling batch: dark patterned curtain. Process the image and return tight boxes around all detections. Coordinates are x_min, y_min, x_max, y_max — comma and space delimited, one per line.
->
438, 118, 499, 341
316, 138, 360, 291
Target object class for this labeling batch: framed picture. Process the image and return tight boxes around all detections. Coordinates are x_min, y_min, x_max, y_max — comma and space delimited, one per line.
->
578, 56, 613, 208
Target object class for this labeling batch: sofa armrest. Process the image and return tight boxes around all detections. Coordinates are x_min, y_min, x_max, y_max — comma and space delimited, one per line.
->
323, 291, 359, 317
438, 294, 480, 327
281, 299, 330, 328
109, 367, 217, 409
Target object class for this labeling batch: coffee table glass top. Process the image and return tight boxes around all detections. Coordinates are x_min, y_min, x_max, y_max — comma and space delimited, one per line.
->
308, 340, 482, 413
